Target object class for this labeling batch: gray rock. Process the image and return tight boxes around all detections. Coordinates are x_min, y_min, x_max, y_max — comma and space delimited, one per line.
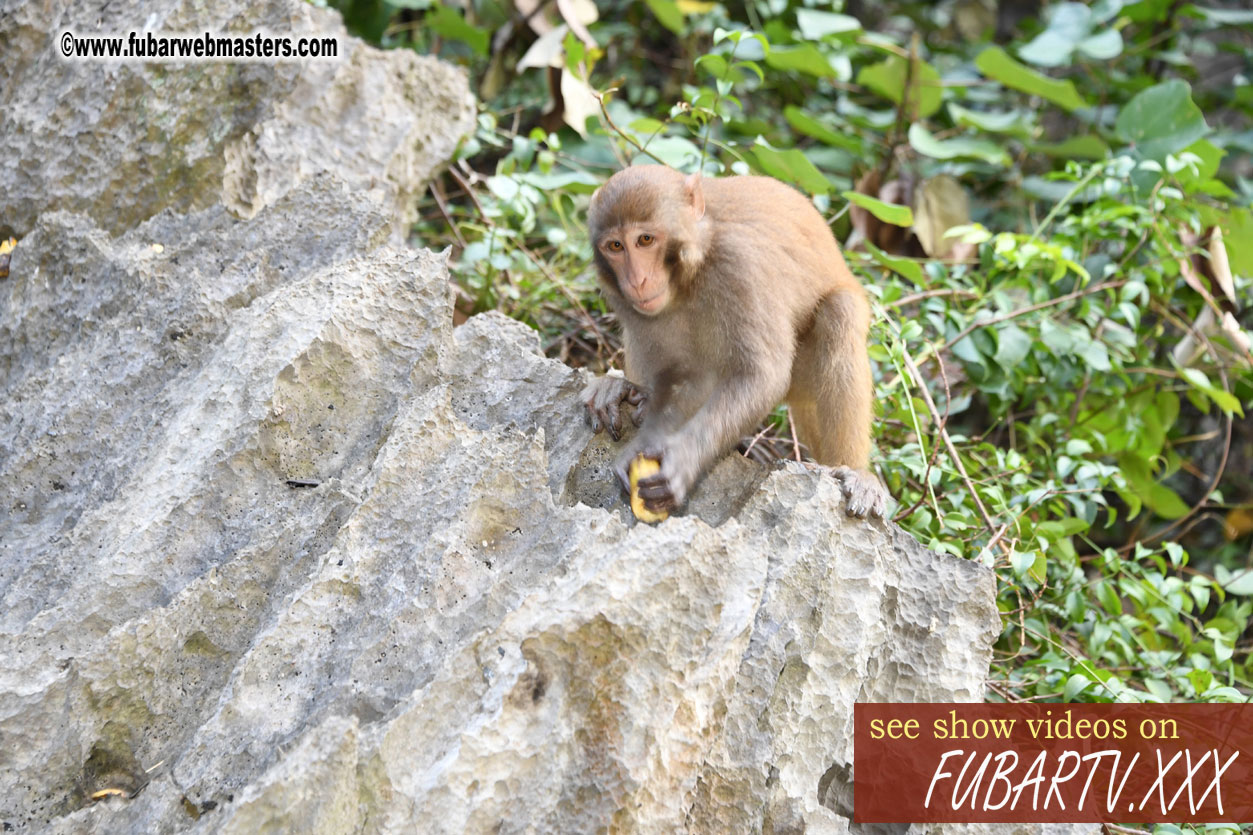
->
1, 175, 1004, 833
0, 0, 473, 239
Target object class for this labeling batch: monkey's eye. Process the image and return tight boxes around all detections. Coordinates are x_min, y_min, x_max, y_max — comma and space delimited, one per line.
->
638, 234, 654, 246
607, 240, 624, 252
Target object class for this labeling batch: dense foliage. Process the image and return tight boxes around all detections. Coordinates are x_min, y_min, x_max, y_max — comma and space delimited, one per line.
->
328, 0, 1253, 723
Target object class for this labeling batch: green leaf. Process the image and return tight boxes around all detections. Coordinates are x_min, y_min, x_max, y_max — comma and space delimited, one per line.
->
1028, 135, 1110, 159
751, 143, 830, 195
517, 170, 600, 192
1117, 452, 1190, 519
1064, 672, 1092, 701
1018, 3, 1091, 67
947, 104, 1033, 137
908, 124, 1010, 165
857, 55, 942, 118
1144, 678, 1172, 702
694, 53, 729, 80
1078, 29, 1123, 61
1178, 367, 1244, 416
427, 3, 489, 55
765, 44, 836, 78
1097, 581, 1122, 615
629, 117, 666, 135
795, 9, 860, 38
1029, 552, 1047, 584
1115, 79, 1210, 161
863, 242, 924, 283
1177, 139, 1224, 185
1214, 208, 1253, 277
639, 135, 703, 169
842, 190, 913, 227
644, 0, 684, 35
1037, 517, 1091, 539
1220, 569, 1253, 596
1194, 6, 1253, 25
1076, 339, 1111, 372
1011, 549, 1036, 577
1022, 176, 1105, 203
994, 323, 1032, 370
975, 46, 1089, 112
784, 107, 861, 152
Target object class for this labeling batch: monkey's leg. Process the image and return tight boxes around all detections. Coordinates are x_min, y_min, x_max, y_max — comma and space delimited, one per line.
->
790, 289, 889, 518
582, 370, 648, 441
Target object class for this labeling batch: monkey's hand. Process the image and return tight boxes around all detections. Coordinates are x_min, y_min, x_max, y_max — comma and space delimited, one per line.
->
830, 466, 889, 519
582, 371, 649, 441
613, 437, 697, 514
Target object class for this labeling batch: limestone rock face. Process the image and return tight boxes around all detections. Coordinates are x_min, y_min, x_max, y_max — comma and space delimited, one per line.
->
0, 0, 474, 238
0, 177, 1001, 833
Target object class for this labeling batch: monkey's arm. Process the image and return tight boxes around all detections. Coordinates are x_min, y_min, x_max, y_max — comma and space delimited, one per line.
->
582, 371, 648, 441
625, 363, 790, 512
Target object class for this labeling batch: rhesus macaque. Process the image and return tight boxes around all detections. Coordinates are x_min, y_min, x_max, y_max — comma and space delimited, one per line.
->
583, 165, 889, 518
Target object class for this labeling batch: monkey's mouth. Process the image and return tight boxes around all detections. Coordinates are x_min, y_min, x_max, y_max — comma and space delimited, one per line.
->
632, 292, 667, 314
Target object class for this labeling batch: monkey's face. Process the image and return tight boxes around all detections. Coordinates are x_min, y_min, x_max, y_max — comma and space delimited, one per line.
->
594, 225, 673, 316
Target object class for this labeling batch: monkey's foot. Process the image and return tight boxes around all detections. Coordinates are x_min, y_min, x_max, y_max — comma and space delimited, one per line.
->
582, 371, 649, 441
828, 466, 889, 519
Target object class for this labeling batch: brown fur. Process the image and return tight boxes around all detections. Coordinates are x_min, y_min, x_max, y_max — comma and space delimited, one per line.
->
583, 166, 887, 517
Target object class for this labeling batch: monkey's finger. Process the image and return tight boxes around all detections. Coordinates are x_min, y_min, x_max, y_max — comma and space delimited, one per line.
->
870, 489, 887, 518
636, 477, 677, 509
613, 462, 631, 493
641, 491, 678, 513
585, 400, 603, 432
591, 404, 622, 440
630, 402, 646, 426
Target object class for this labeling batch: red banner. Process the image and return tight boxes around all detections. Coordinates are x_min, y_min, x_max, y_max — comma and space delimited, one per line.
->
854, 703, 1253, 823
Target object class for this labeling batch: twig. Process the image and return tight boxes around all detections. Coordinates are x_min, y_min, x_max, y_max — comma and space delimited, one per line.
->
788, 406, 802, 462
449, 164, 488, 218
885, 288, 979, 309
449, 163, 607, 356
901, 344, 1010, 555
516, 243, 608, 355
1119, 304, 1234, 553
428, 177, 467, 249
1028, 163, 1104, 242
742, 422, 773, 459
592, 88, 667, 166
935, 279, 1128, 359
892, 351, 951, 522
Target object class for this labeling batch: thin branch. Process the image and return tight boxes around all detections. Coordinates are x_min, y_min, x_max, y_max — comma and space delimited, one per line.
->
592, 88, 667, 166
428, 177, 467, 249
901, 344, 1009, 555
885, 288, 979, 309
935, 279, 1128, 359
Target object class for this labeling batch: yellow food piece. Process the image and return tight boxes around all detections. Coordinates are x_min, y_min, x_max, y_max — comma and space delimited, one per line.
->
629, 455, 668, 523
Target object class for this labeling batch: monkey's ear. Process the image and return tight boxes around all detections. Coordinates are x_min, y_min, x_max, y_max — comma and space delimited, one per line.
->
683, 173, 706, 221
590, 186, 601, 209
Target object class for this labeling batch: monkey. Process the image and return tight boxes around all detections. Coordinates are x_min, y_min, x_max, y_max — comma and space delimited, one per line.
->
582, 165, 889, 518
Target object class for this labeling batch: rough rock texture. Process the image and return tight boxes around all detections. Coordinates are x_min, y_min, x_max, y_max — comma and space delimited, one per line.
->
0, 0, 474, 239
0, 176, 1003, 833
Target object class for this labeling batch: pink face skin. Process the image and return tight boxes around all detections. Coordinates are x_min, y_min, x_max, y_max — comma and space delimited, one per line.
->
597, 225, 672, 316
